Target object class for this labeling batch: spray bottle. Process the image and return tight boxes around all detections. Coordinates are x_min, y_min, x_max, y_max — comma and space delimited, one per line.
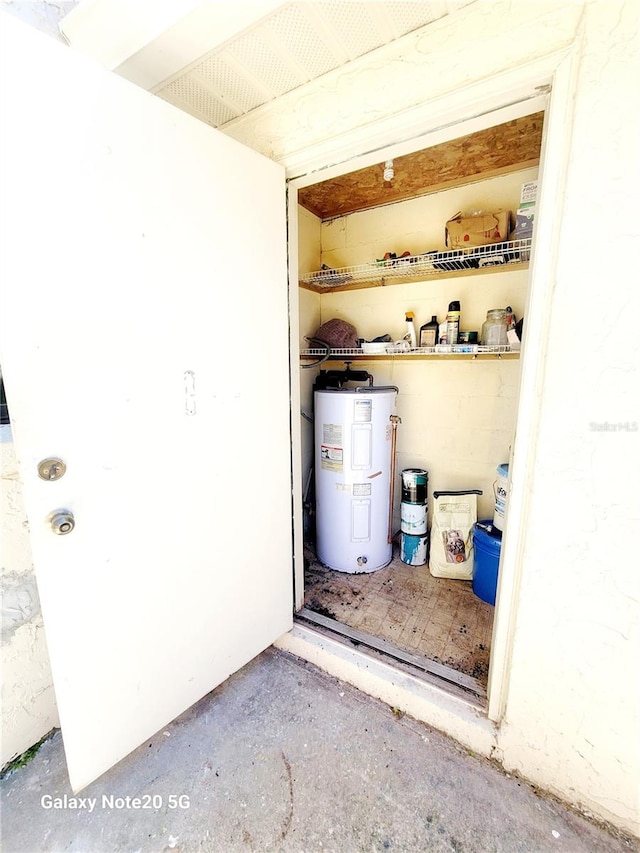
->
404, 311, 417, 349
446, 300, 461, 345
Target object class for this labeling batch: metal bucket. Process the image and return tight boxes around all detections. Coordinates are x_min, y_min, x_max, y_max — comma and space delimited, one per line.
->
400, 532, 428, 566
400, 501, 427, 534
400, 468, 428, 504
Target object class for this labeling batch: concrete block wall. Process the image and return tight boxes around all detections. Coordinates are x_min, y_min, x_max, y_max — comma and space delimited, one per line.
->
298, 169, 536, 522
318, 168, 538, 273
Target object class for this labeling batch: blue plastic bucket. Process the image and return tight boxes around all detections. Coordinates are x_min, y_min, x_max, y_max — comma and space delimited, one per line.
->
472, 521, 502, 605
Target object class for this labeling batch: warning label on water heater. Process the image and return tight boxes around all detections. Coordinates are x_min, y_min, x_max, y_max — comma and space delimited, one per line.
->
321, 424, 343, 471
321, 445, 343, 471
323, 423, 342, 445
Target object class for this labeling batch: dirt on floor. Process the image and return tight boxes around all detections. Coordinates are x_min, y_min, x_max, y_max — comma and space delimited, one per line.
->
304, 545, 493, 684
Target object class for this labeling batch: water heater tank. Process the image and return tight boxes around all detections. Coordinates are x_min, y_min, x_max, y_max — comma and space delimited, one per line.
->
314, 387, 397, 573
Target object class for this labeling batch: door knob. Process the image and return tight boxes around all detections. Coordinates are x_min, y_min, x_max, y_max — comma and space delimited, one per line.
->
49, 509, 75, 535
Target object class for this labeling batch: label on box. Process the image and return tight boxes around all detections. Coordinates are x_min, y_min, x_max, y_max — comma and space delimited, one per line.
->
520, 181, 538, 204
515, 207, 535, 237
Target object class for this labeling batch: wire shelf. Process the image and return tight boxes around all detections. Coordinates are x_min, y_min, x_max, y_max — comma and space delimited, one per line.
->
300, 239, 532, 290
300, 345, 518, 359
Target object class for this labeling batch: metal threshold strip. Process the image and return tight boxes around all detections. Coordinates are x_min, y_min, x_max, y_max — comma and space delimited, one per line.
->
296, 607, 486, 702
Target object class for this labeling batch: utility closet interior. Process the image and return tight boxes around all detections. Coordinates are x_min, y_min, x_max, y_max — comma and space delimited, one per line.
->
295, 111, 543, 696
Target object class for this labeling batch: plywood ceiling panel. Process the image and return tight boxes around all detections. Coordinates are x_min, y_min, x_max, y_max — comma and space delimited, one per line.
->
298, 112, 544, 220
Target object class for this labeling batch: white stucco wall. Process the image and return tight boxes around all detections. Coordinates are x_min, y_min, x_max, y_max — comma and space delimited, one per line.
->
495, 0, 640, 833
230, 0, 639, 836
1, 426, 59, 767
0, 0, 77, 41
0, 0, 73, 769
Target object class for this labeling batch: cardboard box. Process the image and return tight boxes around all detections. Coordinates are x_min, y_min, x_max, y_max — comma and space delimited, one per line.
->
445, 210, 511, 249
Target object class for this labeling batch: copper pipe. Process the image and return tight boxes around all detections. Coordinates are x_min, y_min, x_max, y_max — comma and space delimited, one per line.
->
388, 414, 401, 544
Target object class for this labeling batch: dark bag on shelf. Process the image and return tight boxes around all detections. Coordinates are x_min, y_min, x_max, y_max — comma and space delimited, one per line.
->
310, 318, 359, 349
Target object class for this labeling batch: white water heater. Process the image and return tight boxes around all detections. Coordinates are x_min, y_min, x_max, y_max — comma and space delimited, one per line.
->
314, 387, 397, 573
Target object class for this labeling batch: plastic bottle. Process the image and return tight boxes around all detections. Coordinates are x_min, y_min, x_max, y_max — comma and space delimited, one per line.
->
419, 315, 439, 347
404, 311, 417, 349
446, 300, 461, 345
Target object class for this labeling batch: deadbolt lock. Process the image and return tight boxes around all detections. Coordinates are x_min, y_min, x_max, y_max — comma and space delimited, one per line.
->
38, 457, 66, 481
49, 509, 75, 535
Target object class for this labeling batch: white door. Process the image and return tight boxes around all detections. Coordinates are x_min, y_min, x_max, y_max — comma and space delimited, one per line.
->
0, 17, 293, 790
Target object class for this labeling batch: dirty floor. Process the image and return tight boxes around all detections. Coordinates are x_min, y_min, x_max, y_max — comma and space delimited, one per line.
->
1, 648, 636, 853
305, 544, 494, 685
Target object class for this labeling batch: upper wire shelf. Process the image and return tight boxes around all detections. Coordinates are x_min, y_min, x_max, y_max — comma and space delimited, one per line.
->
299, 238, 532, 291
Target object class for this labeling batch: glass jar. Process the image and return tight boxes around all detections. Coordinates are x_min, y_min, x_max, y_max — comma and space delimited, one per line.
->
481, 309, 508, 347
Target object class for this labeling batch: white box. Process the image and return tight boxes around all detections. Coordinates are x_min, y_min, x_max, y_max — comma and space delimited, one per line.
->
520, 180, 538, 205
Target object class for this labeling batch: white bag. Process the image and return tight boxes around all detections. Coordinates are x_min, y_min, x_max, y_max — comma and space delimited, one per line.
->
429, 490, 482, 580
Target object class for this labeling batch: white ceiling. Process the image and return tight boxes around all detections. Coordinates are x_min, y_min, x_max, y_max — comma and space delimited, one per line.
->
61, 1, 477, 130
153, 2, 464, 129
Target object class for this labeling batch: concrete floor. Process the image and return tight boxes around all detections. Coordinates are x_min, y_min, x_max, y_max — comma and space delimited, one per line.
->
1, 648, 636, 853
